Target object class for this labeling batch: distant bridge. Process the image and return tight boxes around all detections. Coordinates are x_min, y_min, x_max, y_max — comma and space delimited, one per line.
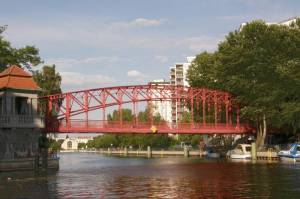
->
41, 85, 253, 134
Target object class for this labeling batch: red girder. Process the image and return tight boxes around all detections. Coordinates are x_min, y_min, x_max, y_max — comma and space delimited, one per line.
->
41, 84, 253, 134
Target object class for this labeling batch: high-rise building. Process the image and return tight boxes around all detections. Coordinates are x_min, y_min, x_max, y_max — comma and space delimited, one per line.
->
148, 79, 172, 123
169, 57, 195, 123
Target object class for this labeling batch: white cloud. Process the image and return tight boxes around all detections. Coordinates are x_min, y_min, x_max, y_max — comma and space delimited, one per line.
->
3, 17, 166, 47
127, 69, 148, 81
109, 18, 165, 30
4, 17, 220, 55
127, 70, 143, 77
61, 71, 116, 90
155, 55, 169, 63
45, 56, 120, 71
184, 36, 222, 53
130, 18, 164, 27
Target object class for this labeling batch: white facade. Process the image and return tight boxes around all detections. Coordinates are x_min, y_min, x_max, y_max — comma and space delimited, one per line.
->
277, 17, 298, 26
149, 79, 172, 123
169, 57, 195, 123
60, 137, 93, 150
240, 16, 298, 30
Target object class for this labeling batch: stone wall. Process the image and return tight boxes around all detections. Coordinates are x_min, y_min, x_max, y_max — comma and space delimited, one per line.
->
0, 128, 41, 160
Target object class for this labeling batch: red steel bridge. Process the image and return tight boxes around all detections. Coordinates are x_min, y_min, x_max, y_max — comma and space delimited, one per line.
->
41, 84, 253, 134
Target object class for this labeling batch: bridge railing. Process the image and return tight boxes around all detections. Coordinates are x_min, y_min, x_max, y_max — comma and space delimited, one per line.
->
45, 119, 253, 134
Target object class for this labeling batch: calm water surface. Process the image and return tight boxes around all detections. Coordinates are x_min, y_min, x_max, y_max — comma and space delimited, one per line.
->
1, 152, 300, 198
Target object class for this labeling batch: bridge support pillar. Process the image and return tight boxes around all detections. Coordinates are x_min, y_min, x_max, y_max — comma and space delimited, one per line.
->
184, 146, 189, 157
147, 146, 152, 158
251, 142, 257, 161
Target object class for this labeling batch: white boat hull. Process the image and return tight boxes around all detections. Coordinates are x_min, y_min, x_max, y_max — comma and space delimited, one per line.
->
280, 157, 300, 162
230, 154, 251, 159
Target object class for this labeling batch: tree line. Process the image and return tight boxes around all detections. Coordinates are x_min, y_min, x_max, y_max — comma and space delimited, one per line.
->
86, 108, 202, 150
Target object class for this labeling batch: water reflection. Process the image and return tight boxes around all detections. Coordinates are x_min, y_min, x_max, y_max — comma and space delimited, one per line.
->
0, 171, 58, 199
1, 153, 300, 198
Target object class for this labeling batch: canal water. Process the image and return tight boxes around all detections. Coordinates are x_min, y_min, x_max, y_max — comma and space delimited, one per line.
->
1, 153, 300, 198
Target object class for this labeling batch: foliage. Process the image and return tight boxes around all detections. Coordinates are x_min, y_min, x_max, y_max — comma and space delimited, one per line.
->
86, 134, 174, 150
33, 65, 62, 116
78, 143, 87, 149
48, 139, 64, 151
180, 111, 191, 123
38, 136, 63, 151
107, 109, 134, 122
87, 106, 176, 149
0, 26, 41, 72
187, 19, 300, 147
33, 65, 62, 96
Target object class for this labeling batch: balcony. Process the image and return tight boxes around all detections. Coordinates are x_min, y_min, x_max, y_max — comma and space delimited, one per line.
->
0, 115, 44, 128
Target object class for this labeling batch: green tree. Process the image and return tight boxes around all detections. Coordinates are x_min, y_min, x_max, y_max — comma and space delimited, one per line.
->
180, 111, 191, 123
33, 65, 62, 116
188, 52, 221, 90
78, 143, 87, 149
48, 139, 64, 151
93, 106, 173, 149
138, 105, 165, 125
0, 26, 41, 71
188, 19, 300, 148
107, 109, 134, 122
33, 65, 62, 96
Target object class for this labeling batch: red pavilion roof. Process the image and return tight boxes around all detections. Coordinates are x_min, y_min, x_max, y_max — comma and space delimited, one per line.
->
0, 65, 40, 91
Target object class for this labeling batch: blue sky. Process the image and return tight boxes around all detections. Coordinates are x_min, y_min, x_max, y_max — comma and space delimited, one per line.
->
1, 0, 299, 91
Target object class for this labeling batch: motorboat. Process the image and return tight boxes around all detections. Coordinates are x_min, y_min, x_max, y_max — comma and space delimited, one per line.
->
278, 143, 300, 162
227, 144, 252, 159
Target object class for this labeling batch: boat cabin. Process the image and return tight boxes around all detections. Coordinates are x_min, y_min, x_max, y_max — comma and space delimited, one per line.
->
235, 144, 252, 154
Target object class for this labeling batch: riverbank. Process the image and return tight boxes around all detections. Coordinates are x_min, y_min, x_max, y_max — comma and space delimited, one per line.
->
59, 148, 279, 160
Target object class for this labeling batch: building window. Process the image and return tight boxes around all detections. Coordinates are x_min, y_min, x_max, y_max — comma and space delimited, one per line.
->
67, 141, 72, 149
15, 97, 28, 115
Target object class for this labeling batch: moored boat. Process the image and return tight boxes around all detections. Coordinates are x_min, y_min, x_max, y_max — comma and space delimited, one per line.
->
278, 143, 300, 162
227, 144, 252, 159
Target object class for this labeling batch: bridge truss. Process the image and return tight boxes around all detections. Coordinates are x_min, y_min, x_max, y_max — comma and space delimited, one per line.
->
41, 85, 253, 134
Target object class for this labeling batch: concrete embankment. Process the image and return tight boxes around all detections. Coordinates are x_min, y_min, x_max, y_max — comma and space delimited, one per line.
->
62, 148, 206, 157
0, 157, 59, 172
62, 148, 279, 160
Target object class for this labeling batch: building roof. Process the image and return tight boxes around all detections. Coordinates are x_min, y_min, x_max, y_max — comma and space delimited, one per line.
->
0, 65, 41, 91
278, 16, 298, 25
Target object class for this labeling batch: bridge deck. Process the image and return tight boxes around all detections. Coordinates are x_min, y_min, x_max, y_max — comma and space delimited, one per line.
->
46, 120, 253, 134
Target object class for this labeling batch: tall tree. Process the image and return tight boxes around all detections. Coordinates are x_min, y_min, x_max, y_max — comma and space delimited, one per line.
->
188, 19, 300, 148
0, 26, 41, 71
33, 65, 62, 96
33, 65, 62, 116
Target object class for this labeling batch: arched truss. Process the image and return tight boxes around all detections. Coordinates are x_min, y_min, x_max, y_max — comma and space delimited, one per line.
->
41, 84, 253, 134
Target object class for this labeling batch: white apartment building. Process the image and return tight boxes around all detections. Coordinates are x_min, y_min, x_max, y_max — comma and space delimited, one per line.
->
169, 57, 195, 123
240, 16, 298, 29
149, 79, 172, 123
